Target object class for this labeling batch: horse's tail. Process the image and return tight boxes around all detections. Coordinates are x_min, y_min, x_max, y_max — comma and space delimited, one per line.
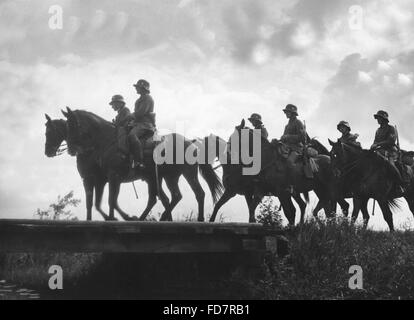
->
199, 164, 224, 204
387, 198, 402, 213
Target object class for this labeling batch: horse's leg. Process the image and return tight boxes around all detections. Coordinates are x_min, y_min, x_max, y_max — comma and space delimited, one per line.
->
158, 187, 171, 221
314, 188, 334, 219
107, 177, 119, 221
82, 177, 94, 221
404, 194, 414, 217
279, 192, 296, 226
184, 169, 206, 222
292, 192, 306, 224
94, 178, 109, 221
245, 194, 260, 223
161, 175, 182, 221
312, 199, 323, 218
112, 183, 135, 221
360, 197, 370, 228
338, 198, 350, 217
378, 200, 394, 232
138, 179, 158, 221
351, 197, 361, 223
210, 189, 236, 222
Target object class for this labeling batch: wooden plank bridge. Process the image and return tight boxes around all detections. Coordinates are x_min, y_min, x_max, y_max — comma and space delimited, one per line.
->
0, 219, 284, 255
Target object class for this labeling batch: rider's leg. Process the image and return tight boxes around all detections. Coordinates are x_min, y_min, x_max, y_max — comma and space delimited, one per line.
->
286, 151, 299, 193
388, 160, 405, 195
128, 127, 145, 167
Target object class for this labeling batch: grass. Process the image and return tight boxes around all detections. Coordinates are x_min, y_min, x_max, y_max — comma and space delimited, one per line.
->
0, 252, 101, 293
227, 217, 414, 300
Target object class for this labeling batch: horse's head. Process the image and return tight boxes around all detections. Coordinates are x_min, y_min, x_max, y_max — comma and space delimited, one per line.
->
328, 139, 344, 166
309, 138, 329, 156
269, 138, 286, 158
62, 107, 93, 156
44, 114, 67, 157
227, 119, 247, 157
329, 139, 361, 167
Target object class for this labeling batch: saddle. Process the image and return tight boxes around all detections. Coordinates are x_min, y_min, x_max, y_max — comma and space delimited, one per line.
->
116, 127, 162, 161
271, 140, 319, 177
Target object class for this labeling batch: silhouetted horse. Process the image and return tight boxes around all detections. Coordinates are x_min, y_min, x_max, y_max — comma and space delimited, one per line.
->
62, 108, 223, 221
197, 133, 309, 224
309, 138, 361, 219
208, 120, 336, 224
44, 114, 109, 221
329, 140, 405, 231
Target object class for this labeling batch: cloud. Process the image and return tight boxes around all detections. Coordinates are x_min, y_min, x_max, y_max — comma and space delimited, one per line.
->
312, 52, 414, 148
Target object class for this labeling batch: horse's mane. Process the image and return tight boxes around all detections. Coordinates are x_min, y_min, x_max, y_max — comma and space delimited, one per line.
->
310, 138, 329, 155
73, 110, 112, 127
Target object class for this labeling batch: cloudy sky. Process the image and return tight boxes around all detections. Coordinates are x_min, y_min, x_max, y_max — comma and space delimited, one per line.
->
1, 0, 414, 230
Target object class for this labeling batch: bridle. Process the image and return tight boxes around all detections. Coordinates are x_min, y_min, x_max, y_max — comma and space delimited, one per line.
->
46, 121, 67, 157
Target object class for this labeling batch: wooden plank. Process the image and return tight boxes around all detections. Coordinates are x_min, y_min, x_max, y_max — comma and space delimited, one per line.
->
0, 219, 281, 254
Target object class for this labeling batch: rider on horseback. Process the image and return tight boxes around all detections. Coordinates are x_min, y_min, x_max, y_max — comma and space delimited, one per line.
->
370, 110, 404, 195
110, 95, 132, 154
337, 121, 361, 148
110, 95, 131, 127
128, 79, 156, 169
248, 113, 269, 140
281, 104, 306, 193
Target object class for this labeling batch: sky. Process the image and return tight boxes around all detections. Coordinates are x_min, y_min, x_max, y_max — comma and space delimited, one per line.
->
0, 0, 414, 230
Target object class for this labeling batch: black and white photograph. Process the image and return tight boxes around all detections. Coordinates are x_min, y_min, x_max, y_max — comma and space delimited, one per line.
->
0, 0, 414, 306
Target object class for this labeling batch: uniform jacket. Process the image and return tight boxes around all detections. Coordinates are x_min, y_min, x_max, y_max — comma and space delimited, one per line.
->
374, 124, 397, 152
113, 107, 132, 128
133, 94, 155, 131
281, 118, 305, 150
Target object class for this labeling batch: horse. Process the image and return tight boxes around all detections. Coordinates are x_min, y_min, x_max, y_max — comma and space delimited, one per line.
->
328, 140, 407, 231
62, 107, 223, 222
196, 133, 309, 224
308, 138, 362, 219
207, 119, 336, 224
44, 114, 109, 221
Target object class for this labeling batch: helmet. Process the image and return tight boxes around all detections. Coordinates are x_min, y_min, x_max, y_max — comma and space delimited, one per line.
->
374, 110, 389, 122
337, 121, 351, 131
133, 79, 150, 93
248, 113, 262, 123
283, 104, 298, 116
109, 94, 125, 106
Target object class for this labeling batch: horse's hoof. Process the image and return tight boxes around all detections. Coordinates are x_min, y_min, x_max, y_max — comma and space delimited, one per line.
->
106, 217, 118, 221
130, 216, 139, 221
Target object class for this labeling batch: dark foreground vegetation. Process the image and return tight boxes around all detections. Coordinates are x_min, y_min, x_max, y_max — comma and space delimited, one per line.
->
1, 196, 414, 299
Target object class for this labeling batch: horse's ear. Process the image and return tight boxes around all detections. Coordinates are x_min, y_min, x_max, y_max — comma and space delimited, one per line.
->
328, 139, 334, 146
61, 109, 69, 118
241, 119, 245, 128
66, 106, 73, 114
45, 114, 51, 122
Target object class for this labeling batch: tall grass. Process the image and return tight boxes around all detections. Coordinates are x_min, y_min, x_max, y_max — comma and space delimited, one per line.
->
229, 209, 414, 299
